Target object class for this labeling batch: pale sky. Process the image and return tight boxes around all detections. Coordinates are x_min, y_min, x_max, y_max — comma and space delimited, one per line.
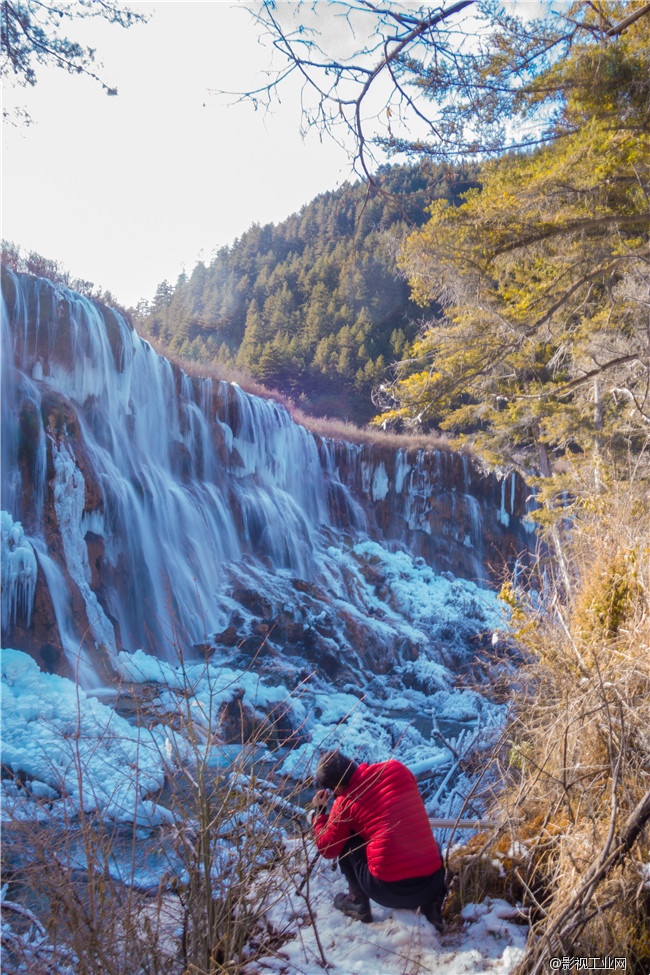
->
1, 2, 358, 307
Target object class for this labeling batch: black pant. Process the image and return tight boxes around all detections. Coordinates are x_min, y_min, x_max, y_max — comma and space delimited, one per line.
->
338, 835, 446, 911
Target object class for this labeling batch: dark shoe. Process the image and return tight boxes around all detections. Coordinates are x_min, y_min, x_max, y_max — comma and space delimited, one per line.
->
333, 892, 372, 923
423, 900, 443, 933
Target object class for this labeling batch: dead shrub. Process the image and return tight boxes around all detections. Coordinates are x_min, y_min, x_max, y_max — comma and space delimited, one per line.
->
494, 470, 650, 974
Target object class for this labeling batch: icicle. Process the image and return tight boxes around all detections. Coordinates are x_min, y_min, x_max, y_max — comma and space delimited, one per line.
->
462, 495, 483, 551
497, 477, 510, 527
50, 439, 118, 661
1, 512, 37, 630
394, 449, 411, 494
371, 462, 389, 502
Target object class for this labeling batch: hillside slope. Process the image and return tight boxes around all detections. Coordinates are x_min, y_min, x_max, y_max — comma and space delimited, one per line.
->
137, 162, 477, 424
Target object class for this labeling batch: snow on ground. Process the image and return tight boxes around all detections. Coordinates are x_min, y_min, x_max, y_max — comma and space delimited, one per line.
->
1, 642, 527, 973
0, 648, 173, 823
253, 844, 527, 975
350, 541, 502, 636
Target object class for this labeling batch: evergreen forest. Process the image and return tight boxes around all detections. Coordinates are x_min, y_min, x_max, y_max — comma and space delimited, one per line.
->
136, 163, 477, 424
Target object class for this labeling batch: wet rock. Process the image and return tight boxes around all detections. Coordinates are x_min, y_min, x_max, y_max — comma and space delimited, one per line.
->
217, 693, 260, 744
85, 531, 104, 590
192, 642, 215, 660
213, 625, 240, 648
230, 586, 274, 619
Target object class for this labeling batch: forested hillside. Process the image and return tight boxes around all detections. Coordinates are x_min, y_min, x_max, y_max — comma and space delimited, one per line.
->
136, 162, 476, 423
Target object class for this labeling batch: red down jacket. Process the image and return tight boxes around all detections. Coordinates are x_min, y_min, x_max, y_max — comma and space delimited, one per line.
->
312, 760, 442, 882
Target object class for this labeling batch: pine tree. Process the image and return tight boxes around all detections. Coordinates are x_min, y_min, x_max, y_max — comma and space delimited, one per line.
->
380, 2, 650, 476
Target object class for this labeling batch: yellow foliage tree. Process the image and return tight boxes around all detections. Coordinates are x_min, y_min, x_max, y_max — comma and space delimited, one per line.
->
378, 1, 650, 480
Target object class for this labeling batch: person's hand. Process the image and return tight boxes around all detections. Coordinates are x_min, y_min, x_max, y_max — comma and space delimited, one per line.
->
312, 789, 330, 813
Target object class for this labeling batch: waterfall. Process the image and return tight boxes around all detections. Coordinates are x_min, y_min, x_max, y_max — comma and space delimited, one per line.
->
1, 269, 369, 673
1, 268, 531, 684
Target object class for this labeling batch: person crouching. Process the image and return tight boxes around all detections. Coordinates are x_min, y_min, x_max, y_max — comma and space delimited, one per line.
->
310, 749, 446, 930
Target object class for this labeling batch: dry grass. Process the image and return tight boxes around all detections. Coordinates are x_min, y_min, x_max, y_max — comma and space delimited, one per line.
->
286, 405, 449, 451
441, 468, 650, 972
481, 471, 650, 972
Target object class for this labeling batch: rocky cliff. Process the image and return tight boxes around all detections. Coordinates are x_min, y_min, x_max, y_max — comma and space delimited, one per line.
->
2, 268, 535, 689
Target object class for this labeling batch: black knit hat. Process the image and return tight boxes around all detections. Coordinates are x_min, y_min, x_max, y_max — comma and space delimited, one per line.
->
315, 750, 358, 791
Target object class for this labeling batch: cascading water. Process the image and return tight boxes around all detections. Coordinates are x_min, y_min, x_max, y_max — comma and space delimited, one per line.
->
1, 268, 533, 685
